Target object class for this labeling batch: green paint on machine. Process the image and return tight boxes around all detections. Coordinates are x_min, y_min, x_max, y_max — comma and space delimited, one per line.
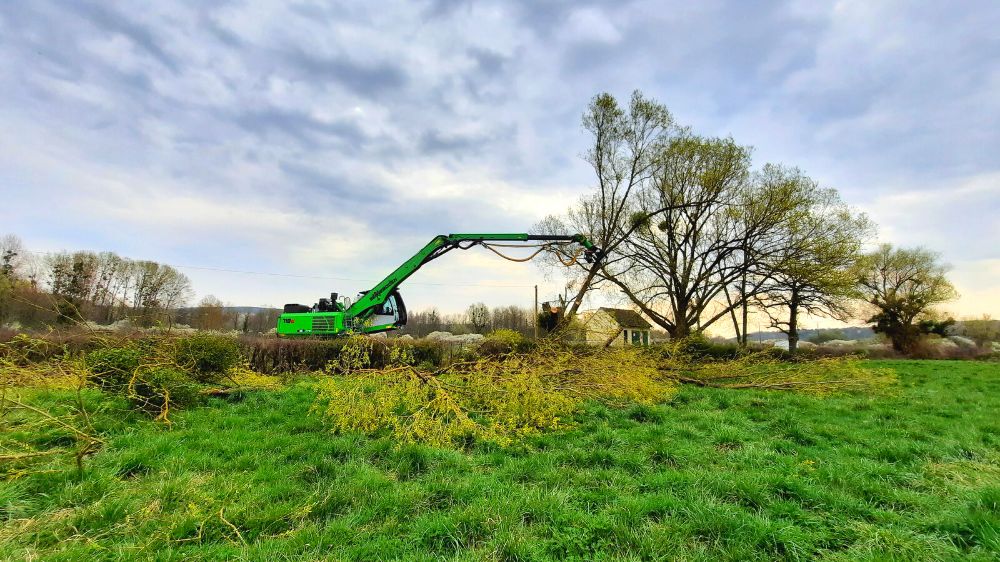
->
275, 233, 600, 337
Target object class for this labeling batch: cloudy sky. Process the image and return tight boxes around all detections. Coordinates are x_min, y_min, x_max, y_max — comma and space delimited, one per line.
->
1, 0, 998, 328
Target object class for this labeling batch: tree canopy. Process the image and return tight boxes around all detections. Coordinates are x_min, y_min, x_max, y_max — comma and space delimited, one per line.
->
857, 244, 958, 352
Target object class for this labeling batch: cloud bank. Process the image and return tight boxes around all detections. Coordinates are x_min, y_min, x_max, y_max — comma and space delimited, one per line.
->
1, 0, 997, 320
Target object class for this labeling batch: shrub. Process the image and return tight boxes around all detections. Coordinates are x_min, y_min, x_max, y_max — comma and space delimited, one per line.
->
84, 341, 203, 418
409, 338, 447, 367
131, 367, 202, 413
84, 345, 144, 389
0, 331, 151, 363
477, 329, 528, 357
175, 333, 241, 382
0, 333, 67, 365
653, 334, 743, 361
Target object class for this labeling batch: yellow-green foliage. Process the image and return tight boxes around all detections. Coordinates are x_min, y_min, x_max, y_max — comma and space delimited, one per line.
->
225, 367, 284, 390
684, 353, 898, 395
173, 333, 241, 383
0, 335, 83, 389
314, 340, 676, 448
477, 328, 527, 356
485, 328, 524, 345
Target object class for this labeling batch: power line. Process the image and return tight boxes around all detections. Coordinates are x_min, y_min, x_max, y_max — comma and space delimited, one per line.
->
167, 263, 536, 288
22, 250, 539, 289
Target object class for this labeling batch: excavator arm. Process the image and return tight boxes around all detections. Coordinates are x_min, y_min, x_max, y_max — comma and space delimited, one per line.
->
276, 233, 600, 337
347, 233, 598, 318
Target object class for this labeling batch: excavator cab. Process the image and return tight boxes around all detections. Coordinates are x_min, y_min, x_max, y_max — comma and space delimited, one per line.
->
370, 290, 407, 329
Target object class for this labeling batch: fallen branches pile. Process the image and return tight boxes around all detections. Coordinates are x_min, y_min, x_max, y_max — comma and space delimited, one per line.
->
0, 340, 103, 476
0, 392, 104, 477
0, 333, 285, 478
315, 336, 899, 448
314, 339, 676, 448
667, 352, 898, 395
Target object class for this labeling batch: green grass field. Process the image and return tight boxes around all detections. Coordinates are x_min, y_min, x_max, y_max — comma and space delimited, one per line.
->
2, 360, 999, 561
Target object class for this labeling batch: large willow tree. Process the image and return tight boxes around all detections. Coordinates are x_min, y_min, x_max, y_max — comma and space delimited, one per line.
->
857, 245, 957, 352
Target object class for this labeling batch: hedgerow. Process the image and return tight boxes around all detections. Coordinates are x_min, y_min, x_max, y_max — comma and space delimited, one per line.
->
84, 345, 145, 389
174, 333, 241, 383
477, 328, 532, 357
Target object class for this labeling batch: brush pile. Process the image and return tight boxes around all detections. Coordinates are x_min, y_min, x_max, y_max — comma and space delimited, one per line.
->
314, 337, 676, 448
314, 335, 898, 448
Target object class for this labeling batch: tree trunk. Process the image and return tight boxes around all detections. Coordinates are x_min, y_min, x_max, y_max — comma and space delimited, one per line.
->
787, 285, 799, 354
724, 287, 742, 345
670, 323, 691, 339
669, 298, 694, 339
558, 261, 602, 330
740, 268, 749, 347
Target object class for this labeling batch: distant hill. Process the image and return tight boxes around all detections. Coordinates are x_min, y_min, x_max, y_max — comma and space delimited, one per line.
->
175, 306, 280, 315
225, 306, 281, 315
731, 326, 876, 343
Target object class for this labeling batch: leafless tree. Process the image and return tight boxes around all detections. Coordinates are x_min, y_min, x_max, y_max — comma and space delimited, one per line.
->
536, 90, 677, 324
603, 134, 755, 338
466, 302, 490, 334
0, 234, 25, 278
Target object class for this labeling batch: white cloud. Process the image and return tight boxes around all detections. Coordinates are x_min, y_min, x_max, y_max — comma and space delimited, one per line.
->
1, 0, 997, 318
861, 171, 1000, 261
563, 7, 622, 44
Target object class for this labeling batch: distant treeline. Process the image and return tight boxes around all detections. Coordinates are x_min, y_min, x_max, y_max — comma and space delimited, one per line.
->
0, 234, 540, 336
0, 235, 276, 332
405, 304, 536, 338
0, 234, 192, 328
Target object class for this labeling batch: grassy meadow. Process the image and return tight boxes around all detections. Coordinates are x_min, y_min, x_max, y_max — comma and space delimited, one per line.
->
1, 359, 998, 561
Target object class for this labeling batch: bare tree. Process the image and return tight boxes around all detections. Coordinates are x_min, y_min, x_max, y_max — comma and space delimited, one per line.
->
0, 238, 51, 327
191, 295, 233, 330
128, 261, 191, 326
0, 234, 25, 278
466, 302, 490, 334
960, 315, 999, 348
155, 266, 192, 328
725, 164, 821, 345
47, 252, 99, 323
490, 305, 534, 337
536, 90, 676, 325
603, 134, 754, 338
244, 308, 282, 334
89, 252, 129, 323
539, 95, 848, 341
403, 308, 443, 337
1, 237, 192, 329
0, 234, 26, 324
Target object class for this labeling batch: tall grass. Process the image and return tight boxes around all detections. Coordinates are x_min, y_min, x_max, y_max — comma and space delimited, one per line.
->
1, 360, 998, 560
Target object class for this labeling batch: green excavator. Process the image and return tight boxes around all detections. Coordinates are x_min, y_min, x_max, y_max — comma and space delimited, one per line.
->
276, 233, 600, 337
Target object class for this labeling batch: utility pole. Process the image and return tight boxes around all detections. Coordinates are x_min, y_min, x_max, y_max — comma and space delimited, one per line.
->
533, 284, 539, 340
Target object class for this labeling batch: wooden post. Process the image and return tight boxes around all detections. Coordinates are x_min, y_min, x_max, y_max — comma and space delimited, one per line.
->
533, 284, 539, 340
